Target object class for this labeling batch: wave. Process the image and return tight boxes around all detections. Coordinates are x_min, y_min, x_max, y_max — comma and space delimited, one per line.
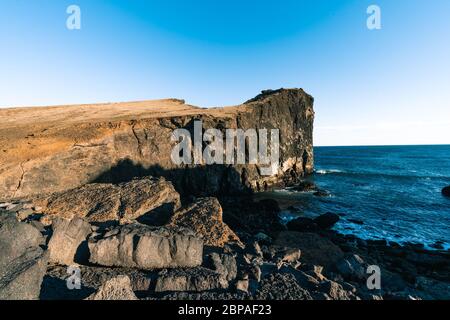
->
314, 168, 450, 181
315, 169, 344, 174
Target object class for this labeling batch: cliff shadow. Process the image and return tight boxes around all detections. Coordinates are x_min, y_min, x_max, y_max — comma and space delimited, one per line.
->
91, 158, 253, 199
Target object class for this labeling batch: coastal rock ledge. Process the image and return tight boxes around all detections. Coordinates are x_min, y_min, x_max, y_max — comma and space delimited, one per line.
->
0, 88, 314, 200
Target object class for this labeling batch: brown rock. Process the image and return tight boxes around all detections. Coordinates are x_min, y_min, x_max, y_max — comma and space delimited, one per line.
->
47, 217, 92, 265
86, 276, 138, 300
0, 89, 314, 199
38, 176, 180, 224
168, 197, 241, 248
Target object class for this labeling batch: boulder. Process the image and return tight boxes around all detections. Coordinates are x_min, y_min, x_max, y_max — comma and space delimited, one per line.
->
155, 267, 228, 292
0, 213, 48, 299
222, 197, 285, 236
318, 280, 357, 300
293, 180, 317, 192
88, 224, 203, 270
0, 247, 49, 300
235, 279, 249, 293
261, 245, 301, 264
47, 217, 92, 265
442, 186, 450, 198
168, 197, 241, 248
41, 264, 153, 300
256, 273, 312, 300
86, 275, 138, 300
206, 252, 238, 282
275, 231, 344, 269
313, 189, 331, 197
314, 212, 340, 229
336, 254, 367, 280
38, 176, 180, 224
0, 213, 44, 266
416, 276, 450, 300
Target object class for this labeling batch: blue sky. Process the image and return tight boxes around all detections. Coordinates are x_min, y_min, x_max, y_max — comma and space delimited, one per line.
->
0, 0, 449, 146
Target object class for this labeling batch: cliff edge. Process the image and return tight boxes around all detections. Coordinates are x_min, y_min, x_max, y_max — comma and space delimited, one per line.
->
0, 88, 314, 200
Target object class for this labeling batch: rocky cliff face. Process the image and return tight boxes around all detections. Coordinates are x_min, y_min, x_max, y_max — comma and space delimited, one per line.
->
0, 88, 314, 200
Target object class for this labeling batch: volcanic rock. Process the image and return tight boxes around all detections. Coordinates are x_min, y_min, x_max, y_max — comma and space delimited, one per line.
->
275, 231, 344, 269
168, 197, 241, 247
0, 89, 314, 199
293, 180, 317, 192
336, 254, 367, 280
255, 273, 312, 300
155, 267, 228, 292
86, 275, 138, 300
0, 212, 44, 265
0, 247, 49, 300
88, 224, 203, 270
47, 217, 92, 265
205, 252, 238, 282
442, 186, 450, 198
38, 176, 180, 224
314, 212, 340, 229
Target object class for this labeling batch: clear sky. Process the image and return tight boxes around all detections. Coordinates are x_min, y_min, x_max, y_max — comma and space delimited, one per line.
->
0, 0, 449, 146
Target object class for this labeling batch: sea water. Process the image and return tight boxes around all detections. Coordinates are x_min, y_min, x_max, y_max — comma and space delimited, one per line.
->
265, 145, 450, 250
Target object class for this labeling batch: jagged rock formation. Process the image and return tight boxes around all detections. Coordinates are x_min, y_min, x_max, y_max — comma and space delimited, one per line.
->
0, 89, 314, 200
168, 197, 241, 247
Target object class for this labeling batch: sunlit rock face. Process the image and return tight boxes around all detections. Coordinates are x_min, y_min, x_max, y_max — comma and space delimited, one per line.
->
0, 88, 314, 200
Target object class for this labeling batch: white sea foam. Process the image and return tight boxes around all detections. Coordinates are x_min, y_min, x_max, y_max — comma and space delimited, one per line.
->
315, 169, 343, 175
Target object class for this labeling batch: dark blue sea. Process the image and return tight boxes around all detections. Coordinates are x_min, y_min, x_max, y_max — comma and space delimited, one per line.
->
264, 145, 450, 250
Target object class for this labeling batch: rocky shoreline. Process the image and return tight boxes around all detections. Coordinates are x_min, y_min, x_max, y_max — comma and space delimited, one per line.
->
1, 177, 448, 300
0, 90, 448, 300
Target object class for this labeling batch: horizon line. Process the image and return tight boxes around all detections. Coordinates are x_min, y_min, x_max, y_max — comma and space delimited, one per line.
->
315, 143, 450, 148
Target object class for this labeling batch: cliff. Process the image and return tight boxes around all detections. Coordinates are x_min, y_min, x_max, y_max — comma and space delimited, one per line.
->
0, 88, 314, 200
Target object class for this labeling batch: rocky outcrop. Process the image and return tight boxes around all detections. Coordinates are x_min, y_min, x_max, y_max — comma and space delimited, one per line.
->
442, 186, 450, 198
0, 247, 49, 300
275, 232, 344, 269
86, 276, 138, 300
88, 224, 203, 270
47, 217, 92, 265
168, 197, 241, 247
256, 273, 312, 300
155, 267, 228, 292
36, 177, 180, 224
313, 213, 340, 229
0, 213, 48, 299
0, 89, 314, 200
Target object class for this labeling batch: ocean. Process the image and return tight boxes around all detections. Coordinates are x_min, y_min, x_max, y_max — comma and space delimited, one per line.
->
262, 145, 450, 250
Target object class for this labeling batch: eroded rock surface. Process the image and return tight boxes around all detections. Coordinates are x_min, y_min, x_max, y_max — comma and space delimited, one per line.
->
0, 89, 314, 200
88, 224, 203, 270
155, 267, 228, 292
47, 217, 92, 265
169, 197, 241, 247
86, 275, 138, 300
0, 213, 48, 300
37, 177, 180, 224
